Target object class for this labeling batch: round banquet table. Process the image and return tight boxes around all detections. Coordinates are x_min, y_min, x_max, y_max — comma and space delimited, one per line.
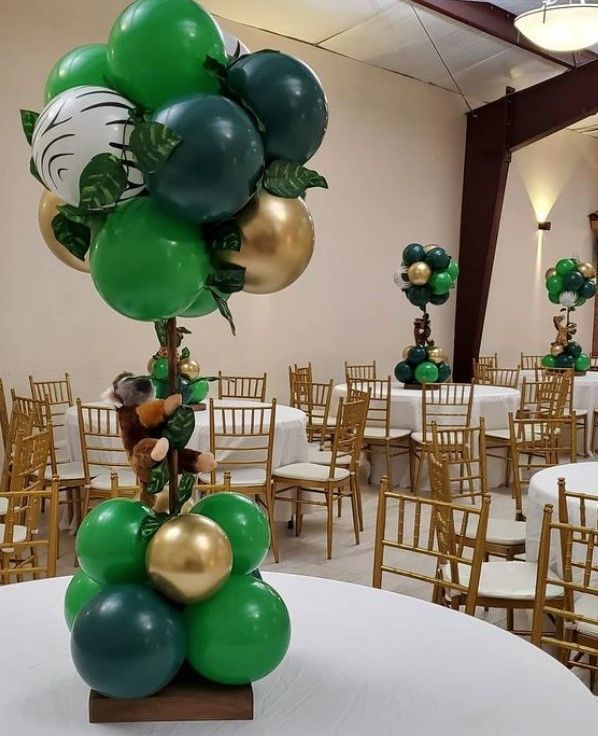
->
333, 383, 520, 488
0, 573, 596, 735
527, 461, 598, 567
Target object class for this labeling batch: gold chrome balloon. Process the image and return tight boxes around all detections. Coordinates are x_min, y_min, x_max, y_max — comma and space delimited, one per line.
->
407, 261, 431, 286
545, 268, 557, 281
147, 357, 156, 374
550, 344, 564, 357
402, 345, 414, 360
146, 514, 232, 604
179, 358, 200, 380
38, 191, 90, 273
428, 346, 445, 364
578, 262, 596, 279
217, 190, 315, 294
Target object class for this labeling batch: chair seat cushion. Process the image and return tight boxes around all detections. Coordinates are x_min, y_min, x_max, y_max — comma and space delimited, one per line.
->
199, 467, 267, 487
45, 461, 85, 482
572, 410, 589, 419
0, 497, 6, 516
484, 428, 509, 441
463, 515, 526, 545
0, 523, 27, 547
364, 427, 410, 440
485, 425, 561, 442
308, 448, 351, 466
574, 593, 598, 637
273, 463, 350, 483
445, 561, 562, 600
90, 469, 137, 491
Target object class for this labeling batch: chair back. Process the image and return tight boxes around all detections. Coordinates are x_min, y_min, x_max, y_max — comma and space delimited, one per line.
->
474, 366, 520, 388
421, 382, 474, 442
208, 399, 276, 489
217, 372, 267, 402
76, 400, 130, 484
430, 419, 488, 503
532, 504, 598, 682
29, 372, 73, 431
472, 353, 498, 374
288, 364, 313, 405
291, 377, 334, 442
345, 360, 376, 382
328, 396, 368, 475
590, 355, 598, 370
1, 406, 36, 492
557, 477, 598, 529
519, 373, 570, 418
0, 378, 8, 451
372, 472, 488, 614
519, 353, 543, 370
347, 377, 390, 435
10, 392, 48, 431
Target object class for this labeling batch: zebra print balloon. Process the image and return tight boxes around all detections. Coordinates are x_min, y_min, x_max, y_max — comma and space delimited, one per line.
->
31, 85, 144, 207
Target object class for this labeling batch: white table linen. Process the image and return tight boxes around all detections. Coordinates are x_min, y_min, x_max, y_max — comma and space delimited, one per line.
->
333, 383, 520, 488
0, 573, 595, 735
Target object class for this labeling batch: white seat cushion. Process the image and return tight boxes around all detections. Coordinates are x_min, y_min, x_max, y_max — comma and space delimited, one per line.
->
485, 428, 509, 441
463, 516, 526, 545
412, 430, 467, 445
310, 415, 329, 427
364, 427, 410, 440
0, 497, 6, 516
485, 425, 561, 442
574, 593, 598, 637
273, 463, 350, 483
444, 561, 562, 600
0, 523, 27, 550
308, 448, 351, 466
572, 409, 589, 418
199, 467, 267, 487
45, 461, 85, 482
90, 469, 137, 491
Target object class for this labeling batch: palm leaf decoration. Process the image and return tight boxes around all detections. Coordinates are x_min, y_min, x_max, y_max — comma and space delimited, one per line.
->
209, 220, 242, 252
20, 109, 39, 145
163, 407, 195, 449
129, 121, 181, 174
146, 460, 169, 495
51, 213, 90, 261
263, 160, 328, 198
176, 472, 195, 507
79, 153, 128, 210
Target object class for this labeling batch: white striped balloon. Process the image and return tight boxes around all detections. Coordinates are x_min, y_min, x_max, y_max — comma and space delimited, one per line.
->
31, 85, 144, 207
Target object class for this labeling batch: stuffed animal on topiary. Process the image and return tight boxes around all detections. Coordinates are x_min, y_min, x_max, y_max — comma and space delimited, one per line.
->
104, 372, 216, 507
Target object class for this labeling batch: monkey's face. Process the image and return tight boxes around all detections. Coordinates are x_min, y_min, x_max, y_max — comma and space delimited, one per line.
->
115, 375, 154, 407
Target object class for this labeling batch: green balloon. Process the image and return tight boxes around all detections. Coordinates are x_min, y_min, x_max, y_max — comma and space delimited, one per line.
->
546, 274, 563, 293
90, 199, 212, 322
556, 353, 575, 369
581, 280, 596, 299
151, 357, 169, 381
185, 379, 209, 404
179, 288, 222, 318
64, 571, 103, 630
406, 285, 431, 308
563, 270, 584, 291
566, 341, 582, 358
576, 296, 587, 307
429, 292, 450, 306
407, 346, 427, 366
184, 575, 290, 685
548, 291, 561, 305
555, 258, 576, 276
107, 0, 226, 110
542, 354, 557, 368
446, 259, 459, 280
575, 353, 591, 371
394, 361, 412, 383
402, 243, 425, 266
436, 362, 451, 382
414, 361, 439, 384
76, 499, 150, 584
191, 493, 270, 574
44, 45, 110, 103
152, 378, 170, 399
428, 271, 453, 295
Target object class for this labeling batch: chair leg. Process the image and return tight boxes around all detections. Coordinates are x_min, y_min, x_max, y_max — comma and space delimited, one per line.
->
295, 487, 303, 537
412, 444, 426, 495
326, 491, 333, 560
353, 475, 364, 532
265, 488, 279, 564
337, 495, 342, 518
592, 414, 597, 454
583, 416, 589, 458
385, 442, 393, 489
349, 488, 360, 546
408, 440, 415, 493
589, 656, 596, 693
506, 608, 514, 631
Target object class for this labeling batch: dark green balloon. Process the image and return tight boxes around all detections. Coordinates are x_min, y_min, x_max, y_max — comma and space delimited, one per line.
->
436, 362, 451, 382
64, 571, 103, 631
446, 259, 459, 281
546, 274, 563, 293
414, 361, 439, 383
227, 51, 328, 164
566, 341, 582, 358
71, 584, 185, 698
429, 271, 453, 295
555, 353, 575, 369
402, 243, 425, 266
394, 361, 412, 383
576, 353, 591, 371
542, 354, 557, 368
576, 296, 587, 307
406, 285, 431, 308
107, 0, 226, 110
581, 280, 596, 299
184, 379, 209, 404
425, 247, 450, 271
563, 270, 584, 291
429, 292, 450, 306
191, 493, 270, 574
76, 499, 150, 584
407, 346, 427, 365
548, 291, 561, 305
184, 575, 290, 685
179, 287, 223, 318
555, 258, 576, 276
44, 45, 110, 103
91, 199, 212, 321
148, 95, 264, 224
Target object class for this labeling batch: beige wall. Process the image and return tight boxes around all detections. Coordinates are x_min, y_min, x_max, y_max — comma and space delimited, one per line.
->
481, 130, 598, 364
1, 3, 466, 402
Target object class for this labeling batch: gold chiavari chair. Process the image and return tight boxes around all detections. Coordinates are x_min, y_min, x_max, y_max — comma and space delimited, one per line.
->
536, 367, 588, 458
0, 430, 58, 584
273, 396, 367, 560
0, 378, 8, 451
0, 406, 35, 506
29, 372, 73, 457
202, 399, 278, 561
288, 363, 313, 405
520, 353, 544, 370
292, 377, 335, 447
344, 360, 376, 382
77, 400, 136, 517
474, 366, 520, 388
590, 355, 598, 370
532, 505, 598, 692
347, 377, 410, 490
409, 382, 474, 493
217, 372, 267, 402
558, 477, 598, 528
430, 419, 526, 559
472, 353, 498, 376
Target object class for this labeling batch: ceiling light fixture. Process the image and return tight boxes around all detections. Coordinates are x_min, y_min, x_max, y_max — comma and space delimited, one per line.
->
514, 1, 598, 52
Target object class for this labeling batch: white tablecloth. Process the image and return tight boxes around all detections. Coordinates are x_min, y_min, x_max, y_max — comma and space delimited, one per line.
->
333, 383, 520, 488
527, 462, 598, 566
0, 573, 595, 735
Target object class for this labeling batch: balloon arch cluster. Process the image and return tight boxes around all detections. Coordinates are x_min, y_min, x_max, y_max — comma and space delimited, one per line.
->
22, 0, 330, 703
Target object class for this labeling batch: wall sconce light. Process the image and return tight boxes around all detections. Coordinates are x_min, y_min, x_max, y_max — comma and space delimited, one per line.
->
538, 221, 552, 231
589, 212, 598, 232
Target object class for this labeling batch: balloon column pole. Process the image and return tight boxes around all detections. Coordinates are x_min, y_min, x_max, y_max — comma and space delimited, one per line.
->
166, 317, 179, 516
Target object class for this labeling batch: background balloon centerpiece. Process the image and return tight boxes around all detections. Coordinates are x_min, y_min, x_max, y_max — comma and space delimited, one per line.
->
542, 258, 596, 374
22, 0, 329, 721
393, 243, 458, 387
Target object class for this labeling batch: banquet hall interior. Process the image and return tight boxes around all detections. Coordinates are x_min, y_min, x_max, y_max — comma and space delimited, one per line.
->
2, 0, 598, 732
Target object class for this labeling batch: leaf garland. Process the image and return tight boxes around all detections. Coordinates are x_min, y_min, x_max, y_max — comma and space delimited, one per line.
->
208, 287, 237, 336
146, 460, 169, 495
20, 109, 39, 145
154, 320, 168, 347
208, 220, 243, 252
162, 406, 195, 449
29, 157, 45, 187
176, 472, 194, 507
50, 213, 90, 261
207, 265, 246, 295
140, 513, 168, 540
263, 160, 328, 198
129, 121, 181, 174
79, 153, 127, 210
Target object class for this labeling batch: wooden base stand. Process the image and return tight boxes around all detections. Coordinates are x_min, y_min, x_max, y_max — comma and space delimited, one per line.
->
89, 666, 254, 723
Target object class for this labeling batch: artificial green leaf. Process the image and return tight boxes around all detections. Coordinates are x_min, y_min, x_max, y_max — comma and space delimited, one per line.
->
181, 347, 190, 361
30, 158, 44, 187
263, 159, 328, 198
127, 106, 148, 126
207, 265, 245, 295
209, 220, 242, 252
50, 213, 90, 261
129, 121, 181, 174
178, 326, 192, 335
20, 109, 39, 145
154, 320, 168, 347
79, 153, 127, 210
140, 513, 168, 540
146, 460, 169, 495
204, 55, 228, 81
57, 203, 92, 225
176, 472, 195, 505
163, 406, 195, 449
208, 287, 237, 336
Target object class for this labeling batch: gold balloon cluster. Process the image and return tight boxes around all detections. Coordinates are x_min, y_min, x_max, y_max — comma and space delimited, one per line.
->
146, 513, 232, 604
38, 191, 90, 273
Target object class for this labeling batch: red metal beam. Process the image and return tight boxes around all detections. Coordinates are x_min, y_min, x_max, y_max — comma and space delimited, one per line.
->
411, 0, 597, 69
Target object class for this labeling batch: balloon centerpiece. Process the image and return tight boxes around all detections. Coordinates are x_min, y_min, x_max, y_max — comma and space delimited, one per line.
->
393, 243, 458, 387
22, 0, 330, 721
542, 258, 596, 374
